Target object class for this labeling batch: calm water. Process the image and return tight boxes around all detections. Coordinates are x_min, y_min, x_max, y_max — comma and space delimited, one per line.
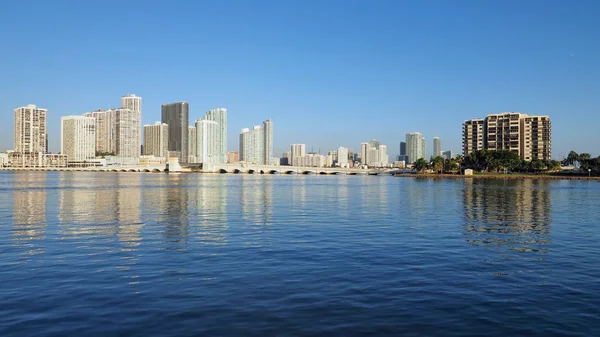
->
1, 172, 599, 336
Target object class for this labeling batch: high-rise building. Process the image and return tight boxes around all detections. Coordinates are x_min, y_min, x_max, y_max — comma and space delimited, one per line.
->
121, 94, 142, 113
290, 144, 306, 166
83, 110, 114, 155
61, 116, 96, 162
360, 143, 369, 166
378, 145, 389, 167
188, 126, 197, 163
161, 102, 189, 163
227, 151, 239, 164
143, 122, 169, 158
398, 141, 407, 163
462, 119, 485, 156
520, 115, 551, 161
113, 108, 141, 157
433, 137, 441, 158
406, 132, 426, 165
196, 119, 219, 164
360, 140, 388, 167
14, 104, 47, 154
200, 108, 227, 163
337, 147, 349, 167
463, 113, 551, 161
239, 119, 274, 165
442, 150, 454, 160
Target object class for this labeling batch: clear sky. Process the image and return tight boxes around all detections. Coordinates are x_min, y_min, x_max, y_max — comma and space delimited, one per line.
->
1, 0, 598, 159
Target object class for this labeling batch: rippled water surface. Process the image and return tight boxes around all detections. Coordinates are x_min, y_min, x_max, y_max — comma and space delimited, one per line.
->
1, 172, 600, 336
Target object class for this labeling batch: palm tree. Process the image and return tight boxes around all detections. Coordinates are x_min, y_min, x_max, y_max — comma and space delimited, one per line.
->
413, 158, 428, 173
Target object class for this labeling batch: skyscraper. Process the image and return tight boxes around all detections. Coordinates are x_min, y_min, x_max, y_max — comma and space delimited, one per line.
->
520, 115, 551, 161
83, 110, 114, 155
61, 116, 96, 162
290, 144, 306, 166
200, 108, 227, 163
143, 122, 169, 158
360, 142, 369, 165
161, 102, 189, 163
114, 108, 141, 157
14, 104, 47, 154
239, 119, 274, 165
121, 94, 142, 114
188, 126, 197, 163
406, 132, 426, 165
195, 119, 219, 164
485, 112, 522, 154
337, 146, 349, 167
433, 137, 441, 158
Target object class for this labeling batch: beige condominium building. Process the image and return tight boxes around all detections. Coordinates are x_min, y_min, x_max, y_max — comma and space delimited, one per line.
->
143, 122, 169, 158
14, 104, 48, 154
462, 112, 551, 160
61, 116, 96, 162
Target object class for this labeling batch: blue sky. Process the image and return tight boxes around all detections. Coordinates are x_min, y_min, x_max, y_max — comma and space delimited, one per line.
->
1, 0, 598, 159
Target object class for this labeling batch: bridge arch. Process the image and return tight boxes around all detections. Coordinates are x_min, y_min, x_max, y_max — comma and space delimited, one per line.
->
219, 169, 228, 174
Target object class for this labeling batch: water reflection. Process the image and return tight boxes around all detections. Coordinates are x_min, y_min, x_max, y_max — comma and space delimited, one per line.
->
241, 175, 273, 225
12, 172, 48, 261
189, 176, 228, 246
463, 179, 552, 253
161, 174, 190, 249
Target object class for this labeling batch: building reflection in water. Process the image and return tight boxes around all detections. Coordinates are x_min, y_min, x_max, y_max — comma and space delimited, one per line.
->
160, 174, 190, 249
12, 172, 48, 261
241, 175, 273, 225
462, 179, 552, 254
188, 175, 228, 246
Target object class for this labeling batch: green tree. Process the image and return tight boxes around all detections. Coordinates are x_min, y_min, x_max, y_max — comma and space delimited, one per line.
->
431, 156, 444, 174
413, 158, 428, 173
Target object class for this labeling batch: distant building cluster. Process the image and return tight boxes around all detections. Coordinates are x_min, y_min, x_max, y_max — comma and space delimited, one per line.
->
239, 119, 274, 165
463, 112, 551, 161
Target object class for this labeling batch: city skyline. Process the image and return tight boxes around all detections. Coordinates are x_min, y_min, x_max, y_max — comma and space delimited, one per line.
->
1, 1, 598, 159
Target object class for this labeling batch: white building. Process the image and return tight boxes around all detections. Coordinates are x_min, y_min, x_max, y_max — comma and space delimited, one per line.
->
433, 137, 441, 157
114, 108, 141, 157
0, 152, 8, 167
406, 132, 426, 164
143, 122, 169, 159
361, 140, 388, 167
337, 146, 349, 167
121, 94, 142, 114
239, 119, 274, 165
188, 126, 197, 163
195, 119, 219, 165
14, 104, 48, 154
200, 108, 227, 164
290, 144, 306, 166
61, 116, 96, 162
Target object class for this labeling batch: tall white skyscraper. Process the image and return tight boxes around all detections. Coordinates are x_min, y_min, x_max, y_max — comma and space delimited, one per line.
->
378, 145, 388, 167
121, 94, 142, 113
290, 144, 306, 166
114, 108, 141, 157
433, 137, 441, 158
239, 119, 274, 165
200, 108, 227, 164
337, 146, 349, 167
14, 104, 48, 154
360, 139, 387, 167
406, 132, 426, 164
188, 126, 197, 163
143, 122, 169, 158
61, 116, 96, 162
196, 119, 219, 164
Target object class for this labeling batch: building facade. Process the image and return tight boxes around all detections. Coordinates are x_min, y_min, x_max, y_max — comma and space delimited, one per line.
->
239, 119, 274, 165
83, 110, 114, 154
161, 102, 189, 163
227, 151, 239, 164
114, 108, 141, 157
337, 146, 349, 167
61, 116, 96, 162
121, 94, 142, 114
196, 119, 219, 164
462, 119, 485, 156
14, 104, 47, 154
290, 144, 306, 166
200, 108, 227, 164
442, 150, 454, 160
433, 137, 441, 157
462, 113, 551, 160
188, 126, 197, 163
406, 132, 426, 165
143, 122, 169, 158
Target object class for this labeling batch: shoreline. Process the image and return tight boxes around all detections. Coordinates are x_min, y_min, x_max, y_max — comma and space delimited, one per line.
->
394, 173, 600, 181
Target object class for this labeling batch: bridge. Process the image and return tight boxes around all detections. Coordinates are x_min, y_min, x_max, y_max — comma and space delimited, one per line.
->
0, 165, 168, 173
201, 163, 396, 175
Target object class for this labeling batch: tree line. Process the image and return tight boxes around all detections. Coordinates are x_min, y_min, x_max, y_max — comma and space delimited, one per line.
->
562, 151, 600, 175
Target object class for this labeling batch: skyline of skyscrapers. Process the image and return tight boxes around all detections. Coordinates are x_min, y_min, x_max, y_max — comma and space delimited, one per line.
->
161, 102, 189, 163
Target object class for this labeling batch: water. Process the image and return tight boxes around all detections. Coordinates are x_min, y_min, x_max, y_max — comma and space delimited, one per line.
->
1, 172, 599, 336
